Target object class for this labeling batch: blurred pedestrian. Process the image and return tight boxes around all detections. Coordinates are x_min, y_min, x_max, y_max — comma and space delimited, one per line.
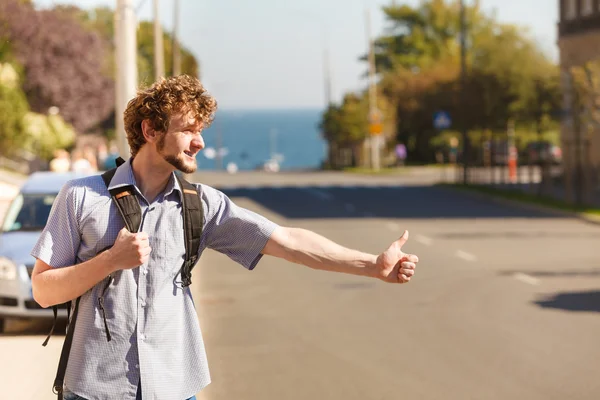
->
49, 149, 71, 173
70, 149, 94, 174
395, 143, 407, 166
82, 145, 98, 171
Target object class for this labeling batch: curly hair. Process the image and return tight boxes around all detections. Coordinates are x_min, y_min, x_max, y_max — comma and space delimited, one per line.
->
123, 75, 217, 157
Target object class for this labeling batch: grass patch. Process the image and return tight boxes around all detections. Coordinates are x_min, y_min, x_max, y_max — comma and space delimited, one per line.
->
440, 183, 600, 216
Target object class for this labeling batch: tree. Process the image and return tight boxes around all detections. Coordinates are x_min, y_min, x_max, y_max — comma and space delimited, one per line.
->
320, 94, 369, 167
0, 63, 29, 155
570, 61, 600, 130
0, 0, 115, 134
22, 111, 76, 160
372, 0, 467, 72
359, 0, 561, 163
136, 20, 200, 83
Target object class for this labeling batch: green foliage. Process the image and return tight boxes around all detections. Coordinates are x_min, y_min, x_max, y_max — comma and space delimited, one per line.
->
22, 112, 76, 160
0, 64, 29, 155
136, 21, 199, 82
0, 2, 202, 161
569, 61, 600, 130
325, 0, 562, 165
320, 93, 369, 145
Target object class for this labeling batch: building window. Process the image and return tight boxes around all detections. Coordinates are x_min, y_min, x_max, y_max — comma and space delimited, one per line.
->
564, 0, 577, 20
582, 0, 593, 16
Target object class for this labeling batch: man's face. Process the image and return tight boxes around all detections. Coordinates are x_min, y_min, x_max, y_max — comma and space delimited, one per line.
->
156, 112, 205, 174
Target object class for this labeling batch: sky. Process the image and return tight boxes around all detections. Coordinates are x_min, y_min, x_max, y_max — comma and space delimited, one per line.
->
35, 0, 559, 110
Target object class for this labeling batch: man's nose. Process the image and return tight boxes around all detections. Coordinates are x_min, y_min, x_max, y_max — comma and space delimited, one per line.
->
192, 135, 205, 150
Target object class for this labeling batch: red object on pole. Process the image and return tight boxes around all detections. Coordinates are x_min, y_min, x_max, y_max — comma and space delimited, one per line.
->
508, 145, 518, 182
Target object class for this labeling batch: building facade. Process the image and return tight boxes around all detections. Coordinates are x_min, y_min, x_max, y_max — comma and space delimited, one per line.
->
558, 0, 600, 204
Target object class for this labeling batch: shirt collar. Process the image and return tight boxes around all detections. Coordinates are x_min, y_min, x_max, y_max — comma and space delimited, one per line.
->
107, 158, 182, 200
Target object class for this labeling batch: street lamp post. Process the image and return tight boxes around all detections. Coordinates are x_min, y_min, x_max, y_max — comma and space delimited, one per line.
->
153, 0, 165, 80
460, 0, 469, 184
365, 8, 381, 171
115, 0, 138, 158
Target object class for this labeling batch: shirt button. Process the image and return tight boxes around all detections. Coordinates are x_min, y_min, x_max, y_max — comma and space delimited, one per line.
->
142, 268, 148, 275
141, 301, 146, 307
140, 334, 146, 341
135, 364, 139, 369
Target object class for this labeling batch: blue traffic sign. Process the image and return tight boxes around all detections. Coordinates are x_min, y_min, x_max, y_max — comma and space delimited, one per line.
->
433, 111, 452, 130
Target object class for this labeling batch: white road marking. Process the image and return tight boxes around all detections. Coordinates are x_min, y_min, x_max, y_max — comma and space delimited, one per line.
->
513, 273, 540, 286
455, 250, 477, 262
415, 234, 433, 246
304, 188, 333, 201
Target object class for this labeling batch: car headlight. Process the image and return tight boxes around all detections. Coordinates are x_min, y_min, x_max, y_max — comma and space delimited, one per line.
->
0, 257, 18, 280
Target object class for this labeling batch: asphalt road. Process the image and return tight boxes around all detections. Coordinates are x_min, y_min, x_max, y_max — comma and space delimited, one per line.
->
1, 169, 599, 399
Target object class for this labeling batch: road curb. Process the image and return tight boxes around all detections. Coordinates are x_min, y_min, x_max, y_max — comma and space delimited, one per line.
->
439, 185, 600, 226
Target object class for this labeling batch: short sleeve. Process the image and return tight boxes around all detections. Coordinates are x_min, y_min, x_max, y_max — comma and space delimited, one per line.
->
31, 180, 81, 268
200, 185, 278, 270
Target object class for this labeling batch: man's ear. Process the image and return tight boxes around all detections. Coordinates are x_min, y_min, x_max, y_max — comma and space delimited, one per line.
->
141, 120, 159, 143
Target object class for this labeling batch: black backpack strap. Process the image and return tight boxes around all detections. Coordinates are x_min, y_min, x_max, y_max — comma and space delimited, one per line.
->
41, 158, 128, 346
176, 175, 203, 287
51, 296, 81, 400
101, 157, 142, 234
96, 158, 141, 343
42, 305, 59, 347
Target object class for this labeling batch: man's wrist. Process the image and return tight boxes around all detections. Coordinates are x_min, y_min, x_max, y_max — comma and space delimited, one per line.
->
362, 254, 379, 279
99, 249, 118, 275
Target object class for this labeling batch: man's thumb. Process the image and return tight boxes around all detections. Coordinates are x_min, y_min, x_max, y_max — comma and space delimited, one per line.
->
396, 230, 409, 248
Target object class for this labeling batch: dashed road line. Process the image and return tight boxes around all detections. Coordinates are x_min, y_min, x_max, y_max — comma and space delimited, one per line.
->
415, 234, 433, 246
513, 273, 540, 285
455, 250, 477, 262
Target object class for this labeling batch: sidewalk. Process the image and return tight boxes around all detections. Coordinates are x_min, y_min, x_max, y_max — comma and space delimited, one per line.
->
449, 165, 600, 208
481, 181, 600, 208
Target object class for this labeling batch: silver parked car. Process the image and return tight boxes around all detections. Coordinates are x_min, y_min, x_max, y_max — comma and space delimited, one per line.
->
0, 171, 97, 332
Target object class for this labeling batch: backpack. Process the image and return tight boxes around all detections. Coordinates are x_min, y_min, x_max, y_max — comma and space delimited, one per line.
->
42, 157, 204, 400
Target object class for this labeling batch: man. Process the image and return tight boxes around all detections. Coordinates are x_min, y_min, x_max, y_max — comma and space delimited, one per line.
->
31, 75, 419, 400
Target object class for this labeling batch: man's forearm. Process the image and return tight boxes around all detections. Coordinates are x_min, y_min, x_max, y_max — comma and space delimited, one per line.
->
265, 227, 378, 278
32, 251, 115, 308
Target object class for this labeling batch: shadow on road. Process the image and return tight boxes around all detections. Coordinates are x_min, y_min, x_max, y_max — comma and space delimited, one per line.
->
218, 185, 568, 220
534, 290, 600, 313
0, 318, 66, 337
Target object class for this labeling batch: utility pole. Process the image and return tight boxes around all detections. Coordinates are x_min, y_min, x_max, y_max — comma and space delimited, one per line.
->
172, 0, 181, 76
153, 0, 165, 80
460, 0, 469, 184
365, 8, 381, 171
115, 0, 138, 158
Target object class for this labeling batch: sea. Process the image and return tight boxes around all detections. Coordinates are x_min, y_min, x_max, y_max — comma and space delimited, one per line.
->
196, 108, 328, 171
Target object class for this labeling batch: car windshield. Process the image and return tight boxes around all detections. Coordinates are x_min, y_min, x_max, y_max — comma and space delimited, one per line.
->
1, 193, 57, 232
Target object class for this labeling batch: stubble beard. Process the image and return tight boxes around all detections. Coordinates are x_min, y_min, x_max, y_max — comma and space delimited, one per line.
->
157, 134, 198, 174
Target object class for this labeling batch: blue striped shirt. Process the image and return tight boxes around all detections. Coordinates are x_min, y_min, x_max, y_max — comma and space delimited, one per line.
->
31, 160, 278, 400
